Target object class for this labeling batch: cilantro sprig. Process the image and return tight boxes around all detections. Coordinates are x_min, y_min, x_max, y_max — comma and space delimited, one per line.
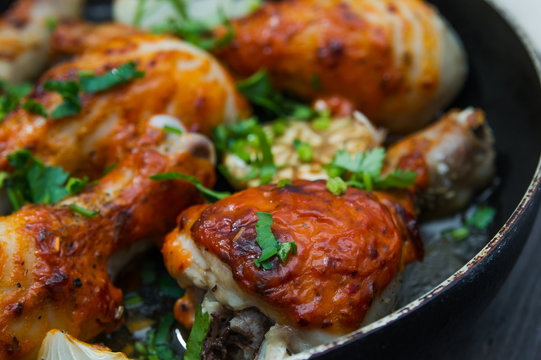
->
253, 212, 297, 270
150, 171, 230, 202
28, 62, 145, 119
325, 148, 417, 193
79, 62, 145, 93
0, 149, 89, 210
0, 80, 32, 121
184, 305, 211, 360
214, 117, 277, 185
443, 205, 496, 242
236, 70, 315, 119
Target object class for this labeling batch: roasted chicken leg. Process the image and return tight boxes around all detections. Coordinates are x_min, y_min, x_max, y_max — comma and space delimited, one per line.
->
0, 0, 84, 82
0, 117, 214, 359
0, 33, 248, 180
216, 0, 467, 133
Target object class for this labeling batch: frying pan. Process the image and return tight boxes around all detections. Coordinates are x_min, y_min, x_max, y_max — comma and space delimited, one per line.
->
8, 0, 541, 358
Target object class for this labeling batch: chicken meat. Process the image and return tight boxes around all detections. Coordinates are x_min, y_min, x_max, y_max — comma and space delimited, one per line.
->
0, 115, 215, 359
0, 0, 84, 82
163, 107, 495, 358
216, 0, 467, 133
0, 32, 248, 181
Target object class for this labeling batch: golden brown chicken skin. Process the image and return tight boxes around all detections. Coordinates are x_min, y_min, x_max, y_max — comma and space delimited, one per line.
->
0, 126, 215, 359
164, 180, 421, 335
216, 0, 467, 133
51, 20, 144, 56
0, 0, 84, 82
0, 32, 248, 179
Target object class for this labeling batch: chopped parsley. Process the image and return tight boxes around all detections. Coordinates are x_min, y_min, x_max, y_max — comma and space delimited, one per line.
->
184, 305, 211, 360
43, 79, 81, 119
79, 61, 145, 93
150, 171, 230, 202
137, 312, 177, 360
69, 204, 100, 218
326, 148, 417, 193
22, 99, 48, 117
65, 176, 89, 194
443, 205, 496, 242
163, 125, 183, 135
466, 205, 496, 230
293, 139, 314, 163
253, 212, 297, 269
152, 6, 235, 51
214, 118, 277, 185
277, 178, 291, 188
236, 70, 315, 119
326, 177, 348, 196
0, 80, 32, 121
40, 62, 145, 119
0, 149, 89, 210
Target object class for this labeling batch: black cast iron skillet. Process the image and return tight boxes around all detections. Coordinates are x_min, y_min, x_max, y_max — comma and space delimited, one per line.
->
8, 0, 540, 358
306, 0, 541, 358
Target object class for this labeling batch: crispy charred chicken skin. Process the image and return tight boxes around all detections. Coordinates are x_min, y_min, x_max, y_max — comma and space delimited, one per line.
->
216, 0, 467, 133
163, 180, 421, 350
0, 118, 215, 359
0, 32, 248, 179
0, 0, 84, 82
163, 107, 495, 358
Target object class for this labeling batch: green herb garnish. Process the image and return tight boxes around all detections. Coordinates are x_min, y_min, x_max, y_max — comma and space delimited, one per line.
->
22, 99, 48, 117
277, 178, 291, 188
253, 212, 297, 269
152, 9, 235, 51
184, 305, 211, 360
293, 139, 314, 163
163, 125, 183, 135
0, 149, 90, 210
0, 80, 32, 121
327, 148, 417, 193
150, 171, 230, 202
79, 61, 145, 93
43, 79, 81, 119
214, 118, 277, 185
236, 70, 315, 119
443, 205, 496, 242
65, 176, 89, 194
326, 177, 348, 196
466, 205, 496, 230
69, 204, 100, 218
123, 292, 144, 309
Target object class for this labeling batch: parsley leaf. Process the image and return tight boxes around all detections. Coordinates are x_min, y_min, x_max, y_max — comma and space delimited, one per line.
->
465, 205, 496, 230
184, 305, 211, 360
69, 204, 100, 218
150, 171, 230, 202
327, 148, 417, 193
22, 99, 48, 117
326, 177, 347, 196
152, 10, 235, 51
79, 61, 145, 93
1, 149, 88, 210
0, 80, 32, 121
213, 118, 276, 185
443, 205, 496, 242
277, 178, 291, 188
66, 176, 89, 194
293, 139, 314, 163
236, 70, 315, 119
43, 79, 81, 119
253, 212, 296, 269
42, 62, 145, 119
